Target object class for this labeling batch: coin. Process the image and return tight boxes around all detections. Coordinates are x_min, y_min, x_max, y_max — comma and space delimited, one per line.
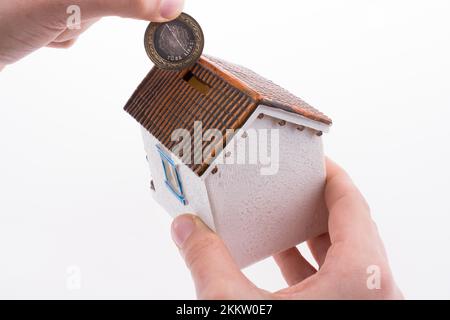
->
144, 13, 204, 71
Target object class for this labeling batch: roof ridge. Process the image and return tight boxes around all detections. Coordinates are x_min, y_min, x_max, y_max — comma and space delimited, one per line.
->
198, 55, 332, 125
198, 55, 263, 102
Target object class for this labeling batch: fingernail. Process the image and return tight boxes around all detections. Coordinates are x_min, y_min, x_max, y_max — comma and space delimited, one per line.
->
171, 215, 195, 248
160, 0, 184, 20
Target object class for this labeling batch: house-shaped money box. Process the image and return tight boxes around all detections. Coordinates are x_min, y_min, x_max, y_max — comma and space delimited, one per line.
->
124, 55, 332, 267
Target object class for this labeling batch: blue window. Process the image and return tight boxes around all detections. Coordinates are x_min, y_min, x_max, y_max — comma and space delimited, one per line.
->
157, 146, 186, 205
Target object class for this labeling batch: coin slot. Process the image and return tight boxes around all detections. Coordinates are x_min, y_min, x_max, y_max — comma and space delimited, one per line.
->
183, 71, 210, 95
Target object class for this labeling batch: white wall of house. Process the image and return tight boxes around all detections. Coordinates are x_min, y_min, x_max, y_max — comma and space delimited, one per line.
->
204, 108, 329, 268
141, 128, 215, 229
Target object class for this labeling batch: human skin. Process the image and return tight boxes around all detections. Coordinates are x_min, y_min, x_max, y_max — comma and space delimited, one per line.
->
0, 0, 402, 300
171, 159, 404, 299
0, 0, 185, 68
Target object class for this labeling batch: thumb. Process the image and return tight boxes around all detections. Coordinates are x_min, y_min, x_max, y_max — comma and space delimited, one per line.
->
171, 214, 263, 299
73, 0, 185, 21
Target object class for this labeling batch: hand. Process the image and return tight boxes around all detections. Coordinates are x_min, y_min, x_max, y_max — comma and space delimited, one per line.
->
0, 0, 184, 68
171, 159, 403, 299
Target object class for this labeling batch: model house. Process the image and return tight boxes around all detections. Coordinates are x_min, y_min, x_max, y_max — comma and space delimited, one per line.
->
124, 55, 332, 268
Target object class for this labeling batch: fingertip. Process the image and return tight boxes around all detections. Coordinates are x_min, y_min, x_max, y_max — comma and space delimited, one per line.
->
134, 0, 184, 22
325, 157, 348, 182
324, 160, 375, 245
94, 0, 184, 21
159, 0, 185, 20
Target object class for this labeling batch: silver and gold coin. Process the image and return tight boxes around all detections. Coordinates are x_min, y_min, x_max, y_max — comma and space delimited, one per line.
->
144, 13, 204, 70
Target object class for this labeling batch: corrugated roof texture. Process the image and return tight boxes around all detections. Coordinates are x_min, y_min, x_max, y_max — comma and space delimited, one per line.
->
124, 62, 257, 176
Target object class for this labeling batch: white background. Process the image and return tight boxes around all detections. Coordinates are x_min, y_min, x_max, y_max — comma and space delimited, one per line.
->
1, 0, 449, 299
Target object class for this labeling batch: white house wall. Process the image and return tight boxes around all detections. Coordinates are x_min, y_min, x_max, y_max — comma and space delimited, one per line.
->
204, 110, 329, 268
141, 128, 215, 229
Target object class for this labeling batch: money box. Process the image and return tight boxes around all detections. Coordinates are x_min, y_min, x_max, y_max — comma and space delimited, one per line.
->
124, 55, 332, 268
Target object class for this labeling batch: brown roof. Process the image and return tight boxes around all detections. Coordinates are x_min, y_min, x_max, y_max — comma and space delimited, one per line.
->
124, 55, 331, 176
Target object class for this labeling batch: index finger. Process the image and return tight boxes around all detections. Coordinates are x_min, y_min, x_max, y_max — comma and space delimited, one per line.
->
62, 0, 184, 21
325, 158, 377, 245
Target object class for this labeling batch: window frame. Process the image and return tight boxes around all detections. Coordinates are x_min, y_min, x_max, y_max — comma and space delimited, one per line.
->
156, 145, 186, 205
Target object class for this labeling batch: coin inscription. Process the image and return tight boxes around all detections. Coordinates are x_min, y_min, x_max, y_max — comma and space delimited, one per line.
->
144, 13, 204, 70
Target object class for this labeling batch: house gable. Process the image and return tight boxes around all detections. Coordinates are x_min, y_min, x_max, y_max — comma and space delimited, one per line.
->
200, 104, 330, 180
